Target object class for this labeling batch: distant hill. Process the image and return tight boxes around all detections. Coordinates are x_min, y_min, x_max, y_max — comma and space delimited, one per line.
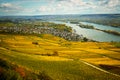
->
0, 14, 120, 27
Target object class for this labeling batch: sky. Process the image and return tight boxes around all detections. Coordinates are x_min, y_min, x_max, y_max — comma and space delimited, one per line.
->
0, 0, 120, 16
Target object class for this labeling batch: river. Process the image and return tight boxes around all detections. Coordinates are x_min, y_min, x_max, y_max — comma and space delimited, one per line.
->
80, 22, 120, 32
49, 21, 120, 42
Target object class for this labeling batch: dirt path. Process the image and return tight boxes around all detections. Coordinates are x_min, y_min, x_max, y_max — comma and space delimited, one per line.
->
79, 59, 120, 77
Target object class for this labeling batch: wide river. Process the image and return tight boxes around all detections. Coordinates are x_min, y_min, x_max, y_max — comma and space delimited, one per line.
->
50, 21, 120, 42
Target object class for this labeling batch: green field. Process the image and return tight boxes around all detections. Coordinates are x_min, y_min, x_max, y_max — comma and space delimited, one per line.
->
0, 33, 120, 80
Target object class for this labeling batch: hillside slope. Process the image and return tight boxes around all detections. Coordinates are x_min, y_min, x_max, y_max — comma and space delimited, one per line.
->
0, 33, 120, 80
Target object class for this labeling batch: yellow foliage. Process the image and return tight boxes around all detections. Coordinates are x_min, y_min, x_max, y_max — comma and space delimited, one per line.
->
0, 33, 120, 67
82, 58, 120, 65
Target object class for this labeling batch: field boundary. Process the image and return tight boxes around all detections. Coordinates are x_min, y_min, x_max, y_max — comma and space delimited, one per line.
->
79, 60, 120, 77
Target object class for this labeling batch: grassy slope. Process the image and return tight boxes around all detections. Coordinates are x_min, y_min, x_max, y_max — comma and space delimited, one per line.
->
0, 33, 120, 80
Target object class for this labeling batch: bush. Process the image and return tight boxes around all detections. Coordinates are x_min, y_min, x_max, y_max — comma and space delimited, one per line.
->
0, 58, 52, 80
0, 59, 23, 80
32, 41, 38, 45
83, 37, 88, 42
53, 51, 59, 56
0, 69, 23, 80
112, 42, 120, 48
115, 43, 120, 48
0, 59, 11, 69
38, 71, 53, 80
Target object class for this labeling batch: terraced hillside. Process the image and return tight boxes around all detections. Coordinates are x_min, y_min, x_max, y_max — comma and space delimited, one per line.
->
0, 33, 120, 80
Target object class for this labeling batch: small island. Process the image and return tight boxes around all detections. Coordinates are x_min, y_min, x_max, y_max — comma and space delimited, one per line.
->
96, 29, 120, 36
70, 21, 79, 24
78, 23, 120, 36
78, 23, 95, 29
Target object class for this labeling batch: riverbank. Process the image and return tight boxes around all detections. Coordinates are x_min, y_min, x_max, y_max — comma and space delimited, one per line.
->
78, 23, 120, 36
95, 29, 120, 36
51, 21, 120, 42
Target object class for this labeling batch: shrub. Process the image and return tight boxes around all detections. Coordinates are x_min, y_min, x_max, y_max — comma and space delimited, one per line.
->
53, 51, 59, 56
38, 71, 53, 80
0, 58, 53, 80
32, 41, 38, 45
0, 58, 11, 69
0, 69, 23, 80
83, 37, 88, 42
14, 67, 26, 78
115, 43, 120, 48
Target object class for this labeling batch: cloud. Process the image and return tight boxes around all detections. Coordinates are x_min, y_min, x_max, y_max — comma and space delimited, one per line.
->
107, 0, 119, 8
97, 0, 120, 7
37, 0, 99, 14
0, 0, 119, 15
0, 2, 36, 15
39, 6, 55, 12
0, 3, 22, 12
0, 3, 12, 8
93, 0, 120, 13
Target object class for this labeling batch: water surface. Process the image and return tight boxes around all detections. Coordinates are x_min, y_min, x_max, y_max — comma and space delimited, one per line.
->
80, 22, 120, 32
50, 21, 120, 42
